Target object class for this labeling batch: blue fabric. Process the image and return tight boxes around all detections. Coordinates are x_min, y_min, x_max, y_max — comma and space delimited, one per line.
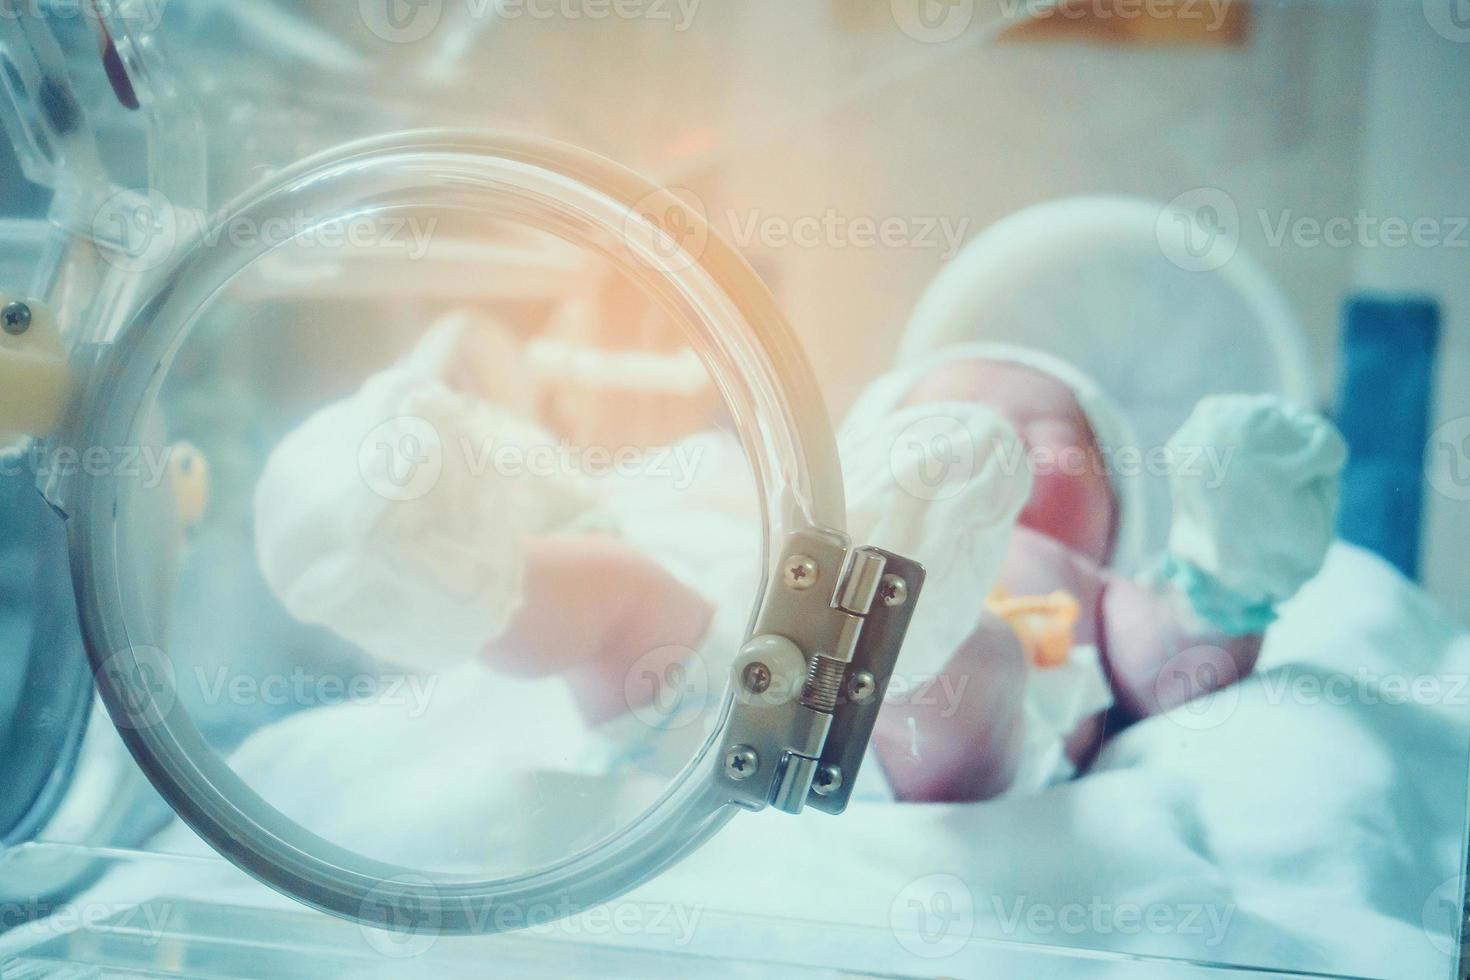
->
1335, 296, 1440, 580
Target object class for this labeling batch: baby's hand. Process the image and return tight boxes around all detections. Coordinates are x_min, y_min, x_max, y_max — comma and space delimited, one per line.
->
839, 398, 1033, 677
254, 315, 594, 674
1165, 395, 1347, 632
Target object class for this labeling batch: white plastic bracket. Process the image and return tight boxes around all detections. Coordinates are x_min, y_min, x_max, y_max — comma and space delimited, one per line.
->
0, 295, 71, 443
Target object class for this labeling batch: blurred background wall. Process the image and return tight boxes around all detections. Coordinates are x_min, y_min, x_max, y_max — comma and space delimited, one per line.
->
1355, 7, 1470, 623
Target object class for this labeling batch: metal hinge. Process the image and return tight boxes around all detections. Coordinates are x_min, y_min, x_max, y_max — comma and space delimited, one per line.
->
715, 527, 924, 815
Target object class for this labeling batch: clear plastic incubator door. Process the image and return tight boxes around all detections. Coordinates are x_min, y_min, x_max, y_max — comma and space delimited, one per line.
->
52, 129, 927, 930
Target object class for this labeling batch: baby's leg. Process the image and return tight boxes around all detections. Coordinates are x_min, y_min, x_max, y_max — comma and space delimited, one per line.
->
480, 535, 715, 727
870, 615, 1031, 802
487, 534, 1038, 804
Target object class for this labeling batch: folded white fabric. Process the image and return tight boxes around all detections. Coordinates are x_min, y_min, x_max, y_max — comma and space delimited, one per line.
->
255, 315, 594, 672
1163, 394, 1349, 635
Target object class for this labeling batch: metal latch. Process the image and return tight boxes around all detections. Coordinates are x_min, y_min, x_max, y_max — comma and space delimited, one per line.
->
716, 527, 925, 815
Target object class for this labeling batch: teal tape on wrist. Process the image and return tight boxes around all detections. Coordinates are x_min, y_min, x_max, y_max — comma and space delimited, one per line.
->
1160, 555, 1278, 637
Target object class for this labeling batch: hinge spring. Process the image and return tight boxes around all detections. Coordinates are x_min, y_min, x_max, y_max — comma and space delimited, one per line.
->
801, 655, 846, 714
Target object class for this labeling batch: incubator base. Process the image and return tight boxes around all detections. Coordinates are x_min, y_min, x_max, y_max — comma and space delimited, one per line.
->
0, 843, 1340, 979
7, 900, 830, 979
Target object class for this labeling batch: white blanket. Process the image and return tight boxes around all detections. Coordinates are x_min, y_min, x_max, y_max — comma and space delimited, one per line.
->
6, 544, 1467, 979
607, 542, 1470, 978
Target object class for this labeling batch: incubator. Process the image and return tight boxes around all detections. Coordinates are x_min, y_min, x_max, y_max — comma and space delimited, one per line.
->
0, 2, 1467, 978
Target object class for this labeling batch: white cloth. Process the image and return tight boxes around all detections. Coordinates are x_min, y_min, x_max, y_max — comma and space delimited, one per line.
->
254, 318, 594, 672
1166, 394, 1349, 610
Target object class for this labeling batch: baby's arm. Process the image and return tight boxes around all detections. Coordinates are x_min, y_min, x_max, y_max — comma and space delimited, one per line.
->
999, 525, 1262, 724
480, 535, 716, 727
867, 526, 1262, 805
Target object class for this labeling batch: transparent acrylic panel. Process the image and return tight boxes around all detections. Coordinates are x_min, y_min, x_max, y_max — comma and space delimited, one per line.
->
101, 210, 769, 882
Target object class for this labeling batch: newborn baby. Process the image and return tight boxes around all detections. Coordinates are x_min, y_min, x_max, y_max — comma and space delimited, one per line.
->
838, 344, 1346, 800
255, 319, 1347, 803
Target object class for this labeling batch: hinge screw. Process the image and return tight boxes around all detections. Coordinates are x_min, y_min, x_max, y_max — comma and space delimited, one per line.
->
783, 555, 819, 591
742, 662, 772, 695
725, 745, 759, 780
2, 301, 32, 336
812, 765, 844, 797
878, 574, 909, 607
848, 670, 877, 703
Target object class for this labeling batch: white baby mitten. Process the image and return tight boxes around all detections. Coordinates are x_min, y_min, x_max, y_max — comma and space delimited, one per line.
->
255, 315, 595, 672
839, 399, 1033, 675
1161, 394, 1348, 635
